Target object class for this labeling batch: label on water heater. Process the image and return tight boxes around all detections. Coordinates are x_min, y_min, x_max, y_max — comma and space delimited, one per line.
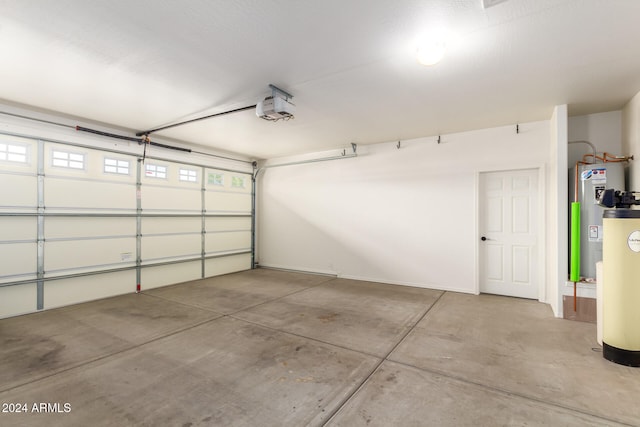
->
628, 231, 640, 253
581, 168, 607, 184
594, 186, 605, 204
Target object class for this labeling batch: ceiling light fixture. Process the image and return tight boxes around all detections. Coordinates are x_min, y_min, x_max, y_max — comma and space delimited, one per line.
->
416, 38, 446, 66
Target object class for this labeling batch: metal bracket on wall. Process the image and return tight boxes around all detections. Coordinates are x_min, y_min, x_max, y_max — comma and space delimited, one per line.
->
342, 143, 358, 156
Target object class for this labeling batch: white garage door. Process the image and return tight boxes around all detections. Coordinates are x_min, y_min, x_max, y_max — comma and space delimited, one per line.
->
0, 133, 253, 318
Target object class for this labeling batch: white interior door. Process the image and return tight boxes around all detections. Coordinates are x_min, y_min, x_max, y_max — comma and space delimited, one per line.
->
479, 169, 539, 299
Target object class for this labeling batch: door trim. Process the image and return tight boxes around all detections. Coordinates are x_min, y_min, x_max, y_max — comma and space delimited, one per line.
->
474, 166, 546, 302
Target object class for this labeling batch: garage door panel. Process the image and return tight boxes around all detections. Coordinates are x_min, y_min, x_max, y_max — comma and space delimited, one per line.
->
0, 283, 37, 319
0, 174, 37, 208
43, 271, 135, 309
0, 243, 36, 279
204, 169, 251, 191
142, 234, 201, 261
206, 231, 251, 253
45, 217, 135, 239
141, 162, 200, 186
0, 217, 37, 240
141, 186, 200, 212
205, 216, 251, 232
205, 254, 251, 277
45, 178, 135, 211
205, 192, 251, 213
141, 261, 201, 290
142, 217, 201, 235
44, 144, 136, 181
44, 238, 136, 273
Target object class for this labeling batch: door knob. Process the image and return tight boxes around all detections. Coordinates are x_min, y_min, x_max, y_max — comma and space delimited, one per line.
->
481, 236, 487, 241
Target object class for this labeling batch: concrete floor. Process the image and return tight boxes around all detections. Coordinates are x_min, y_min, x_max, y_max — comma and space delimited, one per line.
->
1, 269, 639, 426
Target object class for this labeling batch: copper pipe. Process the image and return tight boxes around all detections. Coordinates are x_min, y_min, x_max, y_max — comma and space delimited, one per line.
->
582, 152, 633, 163
575, 162, 579, 203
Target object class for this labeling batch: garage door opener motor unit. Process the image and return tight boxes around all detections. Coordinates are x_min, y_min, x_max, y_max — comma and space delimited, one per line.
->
256, 84, 295, 122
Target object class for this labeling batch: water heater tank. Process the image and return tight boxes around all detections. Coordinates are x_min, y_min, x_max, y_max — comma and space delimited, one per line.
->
570, 162, 625, 279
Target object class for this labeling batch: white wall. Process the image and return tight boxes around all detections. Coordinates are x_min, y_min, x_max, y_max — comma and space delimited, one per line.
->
623, 90, 640, 191
548, 105, 568, 316
568, 111, 622, 165
258, 120, 553, 298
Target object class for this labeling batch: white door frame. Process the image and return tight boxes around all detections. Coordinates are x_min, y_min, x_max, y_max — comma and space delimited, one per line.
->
475, 166, 546, 302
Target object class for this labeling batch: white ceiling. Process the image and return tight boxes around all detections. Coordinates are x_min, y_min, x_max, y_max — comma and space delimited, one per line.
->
1, 0, 640, 160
